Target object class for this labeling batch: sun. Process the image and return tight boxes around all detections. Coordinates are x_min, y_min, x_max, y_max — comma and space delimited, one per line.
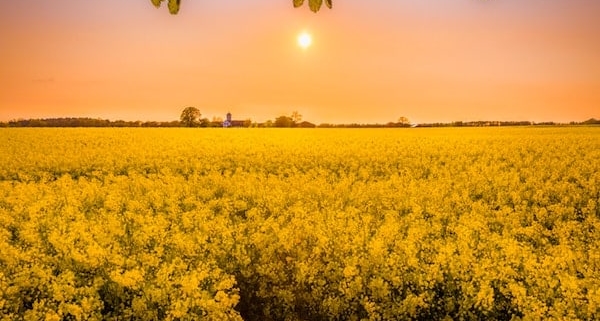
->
297, 32, 312, 49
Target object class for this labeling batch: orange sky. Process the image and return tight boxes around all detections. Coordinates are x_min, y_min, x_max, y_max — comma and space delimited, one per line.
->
1, 0, 599, 124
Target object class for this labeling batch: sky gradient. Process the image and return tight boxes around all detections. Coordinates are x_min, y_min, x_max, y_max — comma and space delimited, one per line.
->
1, 0, 599, 124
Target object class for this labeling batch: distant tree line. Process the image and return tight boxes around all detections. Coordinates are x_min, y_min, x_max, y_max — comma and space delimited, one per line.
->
416, 121, 535, 128
0, 118, 179, 128
316, 123, 411, 128
2, 116, 598, 128
414, 119, 600, 127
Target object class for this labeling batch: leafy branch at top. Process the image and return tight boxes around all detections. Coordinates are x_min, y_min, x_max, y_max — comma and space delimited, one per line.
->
151, 0, 332, 14
294, 0, 333, 12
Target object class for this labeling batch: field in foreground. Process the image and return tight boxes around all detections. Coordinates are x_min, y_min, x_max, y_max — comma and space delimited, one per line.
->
0, 127, 599, 321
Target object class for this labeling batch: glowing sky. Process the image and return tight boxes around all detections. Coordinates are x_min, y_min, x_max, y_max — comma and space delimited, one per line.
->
1, 0, 599, 124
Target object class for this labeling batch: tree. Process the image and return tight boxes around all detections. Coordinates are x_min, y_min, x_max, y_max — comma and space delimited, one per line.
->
199, 118, 211, 127
291, 111, 302, 124
398, 116, 410, 126
274, 116, 294, 128
151, 0, 332, 14
180, 107, 201, 127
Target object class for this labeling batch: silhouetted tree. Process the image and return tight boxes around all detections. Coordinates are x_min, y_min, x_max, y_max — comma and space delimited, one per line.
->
291, 111, 302, 124
274, 116, 294, 128
398, 116, 410, 126
180, 107, 201, 127
151, 0, 332, 14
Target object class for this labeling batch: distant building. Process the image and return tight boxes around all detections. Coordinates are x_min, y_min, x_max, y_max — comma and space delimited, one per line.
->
223, 112, 246, 128
296, 121, 316, 128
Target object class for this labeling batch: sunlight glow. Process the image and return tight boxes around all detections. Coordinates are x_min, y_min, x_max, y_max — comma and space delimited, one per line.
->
297, 32, 312, 49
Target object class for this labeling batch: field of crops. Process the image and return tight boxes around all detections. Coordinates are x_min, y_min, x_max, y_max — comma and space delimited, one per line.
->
1, 127, 599, 320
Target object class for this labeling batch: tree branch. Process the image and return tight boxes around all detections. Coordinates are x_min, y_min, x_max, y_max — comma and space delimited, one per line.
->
151, 0, 331, 14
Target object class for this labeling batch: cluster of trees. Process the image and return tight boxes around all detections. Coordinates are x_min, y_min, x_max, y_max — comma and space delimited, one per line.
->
182, 109, 415, 128
180, 107, 316, 128
272, 111, 316, 128
180, 107, 252, 128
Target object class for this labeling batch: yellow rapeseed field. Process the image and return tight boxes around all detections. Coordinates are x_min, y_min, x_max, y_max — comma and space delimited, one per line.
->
0, 127, 599, 320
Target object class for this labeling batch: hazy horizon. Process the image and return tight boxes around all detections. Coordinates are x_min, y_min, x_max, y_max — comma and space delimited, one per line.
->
1, 0, 599, 124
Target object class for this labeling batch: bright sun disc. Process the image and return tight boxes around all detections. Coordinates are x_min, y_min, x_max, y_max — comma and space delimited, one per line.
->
298, 32, 312, 49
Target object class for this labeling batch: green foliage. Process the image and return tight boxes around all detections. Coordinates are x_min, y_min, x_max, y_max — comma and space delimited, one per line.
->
274, 112, 302, 127
295, 0, 333, 12
152, 0, 331, 14
150, 0, 162, 8
180, 106, 201, 127
151, 0, 180, 14
309, 0, 323, 13
291, 111, 302, 123
1, 128, 599, 320
398, 116, 410, 125
168, 0, 181, 14
274, 115, 295, 128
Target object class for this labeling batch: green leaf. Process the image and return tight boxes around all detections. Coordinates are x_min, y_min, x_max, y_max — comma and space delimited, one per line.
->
151, 0, 163, 8
168, 0, 180, 14
309, 0, 323, 12
325, 0, 332, 9
293, 0, 305, 8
